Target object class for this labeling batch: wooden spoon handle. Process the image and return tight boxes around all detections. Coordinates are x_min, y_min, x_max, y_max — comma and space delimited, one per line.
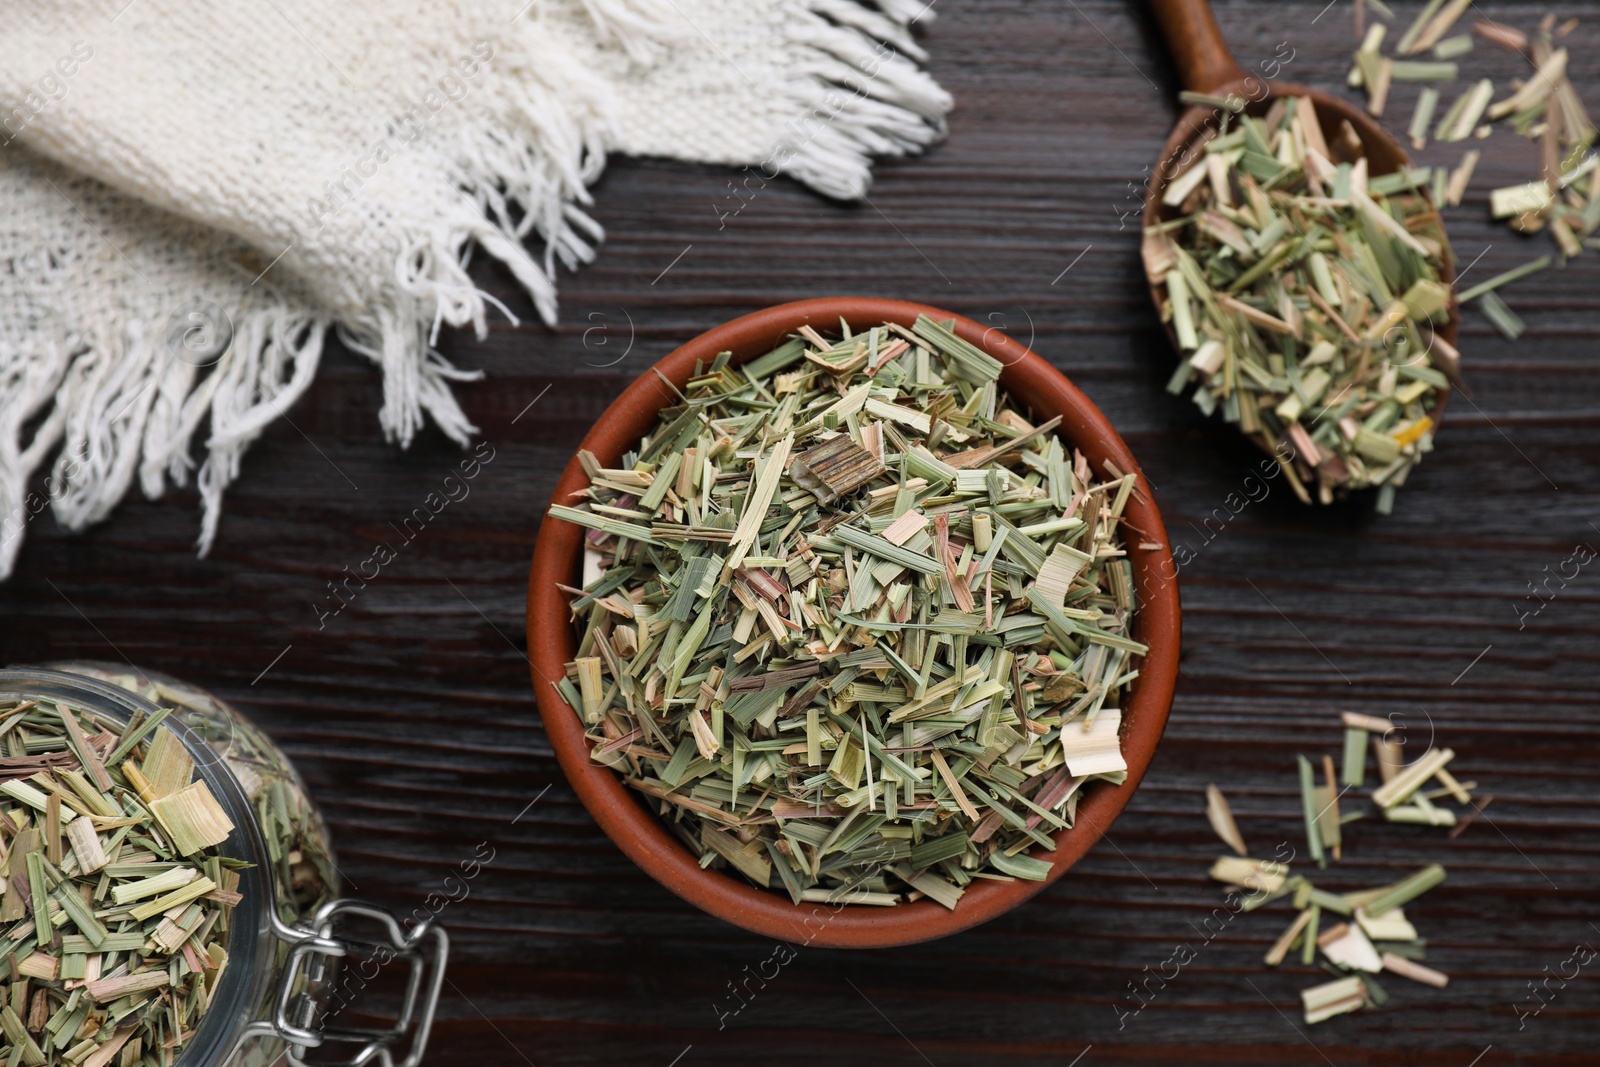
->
1149, 0, 1247, 96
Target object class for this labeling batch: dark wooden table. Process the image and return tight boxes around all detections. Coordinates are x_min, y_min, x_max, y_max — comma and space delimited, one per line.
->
4, 2, 1597, 1063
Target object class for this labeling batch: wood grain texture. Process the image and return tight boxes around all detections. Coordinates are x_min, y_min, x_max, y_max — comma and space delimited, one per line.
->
2, 2, 1598, 1064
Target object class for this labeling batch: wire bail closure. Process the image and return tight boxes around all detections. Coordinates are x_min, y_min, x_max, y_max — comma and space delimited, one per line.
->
234, 899, 449, 1067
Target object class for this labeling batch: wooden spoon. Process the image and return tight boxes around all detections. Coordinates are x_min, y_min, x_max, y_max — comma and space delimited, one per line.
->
1141, 0, 1459, 489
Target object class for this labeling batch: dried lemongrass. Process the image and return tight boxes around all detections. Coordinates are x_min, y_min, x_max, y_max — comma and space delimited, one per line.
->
1264, 907, 1316, 966
0, 696, 245, 1066
1409, 86, 1440, 148
1200, 708, 1475, 1024
1371, 748, 1455, 808
1210, 856, 1288, 894
1404, 0, 1474, 55
1355, 12, 1599, 339
1457, 254, 1553, 302
1205, 783, 1248, 856
1340, 723, 1372, 787
1357, 905, 1419, 942
140, 725, 194, 797
1319, 921, 1384, 972
65, 817, 106, 873
1303, 975, 1369, 1024
1152, 97, 1454, 508
1351, 24, 1393, 114
1319, 754, 1343, 860
1433, 34, 1475, 61
1396, 0, 1447, 54
1488, 48, 1568, 121
1299, 754, 1327, 868
111, 865, 201, 904
149, 780, 234, 855
1444, 148, 1479, 206
1490, 181, 1556, 220
1477, 291, 1528, 340
1474, 20, 1528, 52
1365, 864, 1448, 917
1390, 60, 1458, 83
1434, 766, 1473, 804
1374, 735, 1405, 782
1381, 952, 1450, 988
1436, 78, 1497, 142
790, 434, 887, 503
551, 317, 1147, 908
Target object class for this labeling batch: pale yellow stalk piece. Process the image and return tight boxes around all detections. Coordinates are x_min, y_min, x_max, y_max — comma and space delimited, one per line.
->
1302, 975, 1367, 1024
1205, 783, 1248, 856
1381, 952, 1450, 988
1371, 747, 1455, 808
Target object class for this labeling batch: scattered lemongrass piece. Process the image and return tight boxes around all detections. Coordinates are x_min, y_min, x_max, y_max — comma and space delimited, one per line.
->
1374, 737, 1404, 782
1434, 766, 1472, 804
1341, 725, 1369, 787
1488, 48, 1568, 121
1382, 952, 1450, 988
1408, 0, 1474, 54
1409, 87, 1440, 148
1490, 181, 1556, 219
1298, 755, 1327, 868
1397, 0, 1448, 53
1205, 783, 1248, 856
1265, 907, 1316, 966
1445, 148, 1479, 205
1386, 803, 1457, 826
1365, 864, 1448, 917
1478, 291, 1527, 340
1391, 60, 1458, 82
1319, 754, 1343, 860
1210, 856, 1288, 894
1371, 747, 1455, 809
1357, 905, 1419, 942
1473, 21, 1527, 53
1436, 78, 1495, 142
1458, 254, 1553, 302
1319, 921, 1384, 972
1303, 975, 1368, 1024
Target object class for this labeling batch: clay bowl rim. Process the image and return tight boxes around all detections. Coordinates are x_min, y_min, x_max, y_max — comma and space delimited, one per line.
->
527, 296, 1182, 949
1142, 79, 1458, 467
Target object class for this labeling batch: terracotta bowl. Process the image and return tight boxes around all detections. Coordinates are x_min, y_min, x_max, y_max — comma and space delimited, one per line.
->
527, 297, 1181, 948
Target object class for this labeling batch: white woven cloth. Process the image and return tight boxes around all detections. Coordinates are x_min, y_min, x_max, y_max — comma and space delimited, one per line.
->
0, 0, 949, 576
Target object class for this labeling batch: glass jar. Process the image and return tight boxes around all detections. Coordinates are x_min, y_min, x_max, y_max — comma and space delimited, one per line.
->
0, 663, 447, 1067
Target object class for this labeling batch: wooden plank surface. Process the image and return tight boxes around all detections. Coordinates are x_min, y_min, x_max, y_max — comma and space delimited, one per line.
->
2, 2, 1598, 1063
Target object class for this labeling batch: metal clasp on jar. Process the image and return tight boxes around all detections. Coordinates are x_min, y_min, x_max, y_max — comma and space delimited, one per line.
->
235, 899, 449, 1067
